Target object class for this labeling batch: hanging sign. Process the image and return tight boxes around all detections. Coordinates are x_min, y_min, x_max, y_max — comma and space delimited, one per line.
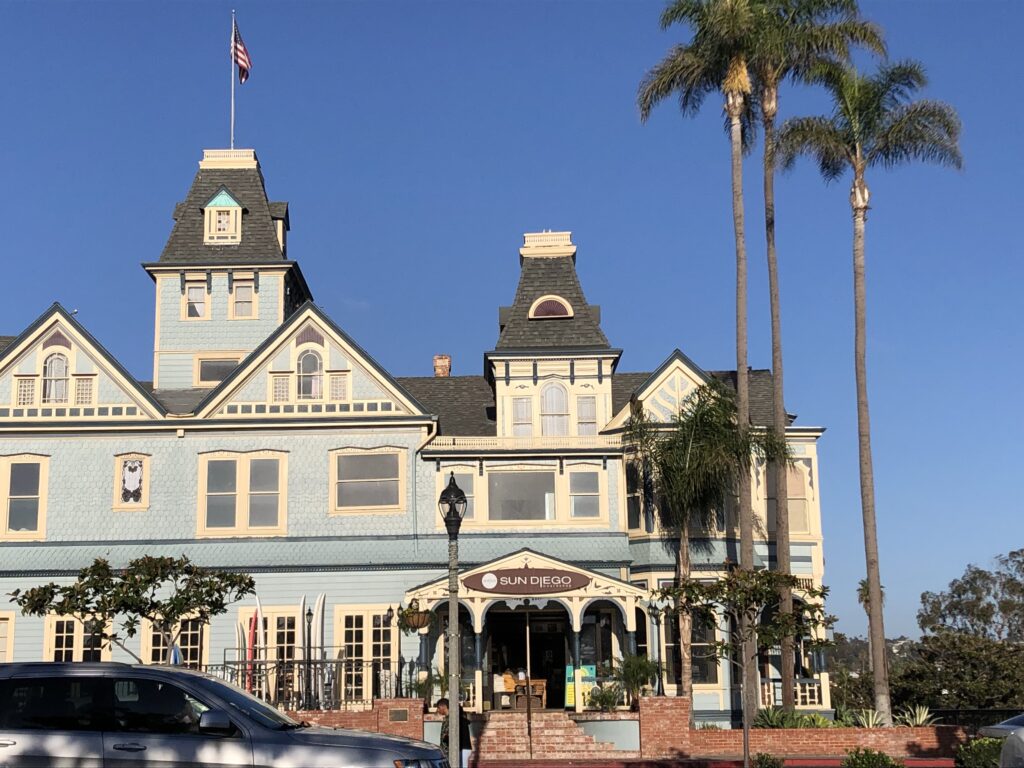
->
463, 568, 590, 595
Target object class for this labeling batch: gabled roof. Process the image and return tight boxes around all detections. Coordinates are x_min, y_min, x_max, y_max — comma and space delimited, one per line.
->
192, 301, 432, 418
397, 376, 496, 436
0, 303, 166, 417
494, 255, 610, 351
158, 165, 284, 264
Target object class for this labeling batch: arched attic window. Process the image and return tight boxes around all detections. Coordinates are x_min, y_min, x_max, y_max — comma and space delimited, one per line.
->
540, 381, 569, 436
528, 295, 573, 319
42, 353, 70, 404
296, 350, 323, 400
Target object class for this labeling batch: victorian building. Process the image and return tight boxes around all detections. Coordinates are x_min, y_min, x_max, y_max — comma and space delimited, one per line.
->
0, 149, 829, 723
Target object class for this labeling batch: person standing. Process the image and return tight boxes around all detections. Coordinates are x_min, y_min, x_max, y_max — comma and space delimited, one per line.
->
436, 698, 472, 767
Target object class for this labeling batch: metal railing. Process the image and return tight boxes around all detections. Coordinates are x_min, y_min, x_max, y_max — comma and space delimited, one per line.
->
204, 658, 422, 711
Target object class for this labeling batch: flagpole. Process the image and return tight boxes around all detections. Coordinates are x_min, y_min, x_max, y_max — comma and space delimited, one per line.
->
230, 10, 236, 149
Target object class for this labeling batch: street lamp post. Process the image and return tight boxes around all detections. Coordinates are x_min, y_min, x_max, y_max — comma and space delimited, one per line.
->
438, 472, 468, 768
385, 606, 396, 696
649, 603, 664, 696
304, 606, 314, 710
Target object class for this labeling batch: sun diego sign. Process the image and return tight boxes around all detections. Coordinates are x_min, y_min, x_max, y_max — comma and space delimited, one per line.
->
463, 568, 591, 595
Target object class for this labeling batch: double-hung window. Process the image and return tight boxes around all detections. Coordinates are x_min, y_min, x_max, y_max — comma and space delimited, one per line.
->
488, 471, 555, 521
42, 353, 69, 404
540, 383, 569, 436
450, 471, 475, 519
569, 472, 600, 518
577, 396, 597, 435
296, 351, 323, 400
200, 452, 286, 536
512, 397, 533, 437
332, 450, 403, 512
233, 282, 255, 319
2, 455, 47, 540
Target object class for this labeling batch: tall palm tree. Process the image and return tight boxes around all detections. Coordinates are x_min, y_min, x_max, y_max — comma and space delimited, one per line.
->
626, 383, 783, 712
857, 577, 884, 673
639, 0, 760, 720
777, 60, 961, 724
748, 0, 884, 711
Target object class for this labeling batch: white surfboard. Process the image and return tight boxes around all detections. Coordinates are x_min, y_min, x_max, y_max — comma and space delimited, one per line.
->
312, 592, 326, 701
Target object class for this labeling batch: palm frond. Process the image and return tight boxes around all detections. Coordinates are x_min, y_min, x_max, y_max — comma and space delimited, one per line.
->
869, 99, 963, 171
660, 0, 707, 31
871, 59, 927, 113
639, 44, 718, 121
776, 115, 849, 181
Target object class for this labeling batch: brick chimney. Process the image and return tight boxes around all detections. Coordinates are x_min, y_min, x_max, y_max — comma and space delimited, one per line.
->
433, 354, 452, 378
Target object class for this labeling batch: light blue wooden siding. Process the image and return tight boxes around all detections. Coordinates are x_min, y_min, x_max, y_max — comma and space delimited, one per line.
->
16, 351, 36, 375
351, 367, 389, 400
96, 370, 134, 404
328, 344, 349, 371
156, 273, 282, 388
0, 428, 424, 543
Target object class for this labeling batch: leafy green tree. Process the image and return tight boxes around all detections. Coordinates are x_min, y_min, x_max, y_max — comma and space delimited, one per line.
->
657, 568, 832, 768
11, 555, 255, 663
777, 60, 961, 724
918, 550, 1024, 641
748, 0, 883, 710
890, 631, 1024, 710
626, 381, 786, 711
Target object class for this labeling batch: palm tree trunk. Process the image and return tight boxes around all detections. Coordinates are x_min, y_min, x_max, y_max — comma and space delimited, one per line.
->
677, 520, 693, 720
727, 89, 758, 733
762, 101, 795, 713
851, 174, 892, 725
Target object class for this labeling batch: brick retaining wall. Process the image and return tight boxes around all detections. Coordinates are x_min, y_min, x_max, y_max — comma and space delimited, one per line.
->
636, 696, 968, 760
287, 698, 424, 742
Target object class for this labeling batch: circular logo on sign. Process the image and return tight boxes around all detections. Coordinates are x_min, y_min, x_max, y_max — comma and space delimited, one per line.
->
481, 572, 498, 590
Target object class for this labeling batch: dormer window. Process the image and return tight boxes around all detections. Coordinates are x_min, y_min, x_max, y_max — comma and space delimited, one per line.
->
528, 295, 573, 319
203, 188, 242, 245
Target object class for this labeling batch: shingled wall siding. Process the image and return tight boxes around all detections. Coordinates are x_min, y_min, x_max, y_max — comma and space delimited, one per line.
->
636, 698, 968, 760
156, 273, 282, 388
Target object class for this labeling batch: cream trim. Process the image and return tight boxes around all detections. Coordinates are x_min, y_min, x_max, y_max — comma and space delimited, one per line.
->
0, 454, 49, 541
203, 206, 241, 245
139, 617, 210, 666
180, 279, 210, 321
0, 610, 14, 663
329, 446, 407, 515
193, 352, 245, 388
228, 277, 259, 321
112, 452, 151, 511
332, 603, 399, 665
196, 450, 288, 537
42, 615, 112, 662
528, 294, 574, 319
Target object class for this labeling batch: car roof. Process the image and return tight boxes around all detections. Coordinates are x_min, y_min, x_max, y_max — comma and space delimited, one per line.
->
0, 662, 213, 679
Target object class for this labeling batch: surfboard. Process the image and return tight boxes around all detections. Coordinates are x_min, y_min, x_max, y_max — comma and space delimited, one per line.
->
312, 592, 326, 702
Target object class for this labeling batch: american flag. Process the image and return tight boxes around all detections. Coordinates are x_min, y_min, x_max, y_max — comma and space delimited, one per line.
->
232, 20, 252, 84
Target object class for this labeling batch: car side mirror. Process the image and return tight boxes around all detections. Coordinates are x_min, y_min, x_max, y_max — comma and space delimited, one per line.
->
198, 709, 234, 735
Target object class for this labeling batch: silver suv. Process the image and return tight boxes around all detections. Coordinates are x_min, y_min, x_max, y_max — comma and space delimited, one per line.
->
0, 662, 447, 767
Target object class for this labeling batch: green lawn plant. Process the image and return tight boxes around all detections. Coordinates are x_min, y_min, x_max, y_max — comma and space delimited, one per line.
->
754, 753, 785, 768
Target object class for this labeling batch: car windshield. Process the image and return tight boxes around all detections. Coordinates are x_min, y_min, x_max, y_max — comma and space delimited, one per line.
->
1002, 714, 1024, 727
192, 675, 299, 729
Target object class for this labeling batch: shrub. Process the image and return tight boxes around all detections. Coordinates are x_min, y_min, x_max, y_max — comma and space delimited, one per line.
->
894, 705, 939, 727
754, 753, 785, 768
800, 713, 834, 729
833, 706, 858, 727
954, 738, 1002, 768
587, 682, 624, 712
854, 709, 886, 728
754, 707, 803, 728
841, 747, 903, 768
697, 722, 723, 730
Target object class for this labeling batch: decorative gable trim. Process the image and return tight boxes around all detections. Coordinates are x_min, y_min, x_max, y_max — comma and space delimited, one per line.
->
604, 349, 712, 431
193, 302, 432, 420
204, 187, 242, 208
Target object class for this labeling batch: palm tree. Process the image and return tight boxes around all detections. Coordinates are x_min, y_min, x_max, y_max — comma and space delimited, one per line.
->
626, 383, 785, 716
777, 60, 961, 724
856, 577, 884, 673
748, 0, 884, 711
639, 0, 760, 719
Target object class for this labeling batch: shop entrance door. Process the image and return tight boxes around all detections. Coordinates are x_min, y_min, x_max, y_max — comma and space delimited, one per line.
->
487, 610, 568, 709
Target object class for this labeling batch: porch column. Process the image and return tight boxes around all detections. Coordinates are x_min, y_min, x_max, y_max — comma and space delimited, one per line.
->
626, 630, 636, 655
418, 630, 430, 673
573, 630, 584, 714
474, 631, 484, 712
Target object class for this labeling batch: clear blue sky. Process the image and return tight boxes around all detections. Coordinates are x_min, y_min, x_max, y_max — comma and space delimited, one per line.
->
1, 1, 1020, 638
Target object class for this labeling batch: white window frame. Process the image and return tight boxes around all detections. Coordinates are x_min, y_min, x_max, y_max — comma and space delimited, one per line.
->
0, 611, 15, 663
43, 615, 111, 663
1, 454, 48, 541
333, 605, 398, 703
142, 617, 209, 668
15, 377, 35, 407
577, 395, 597, 436
569, 470, 601, 518
540, 382, 569, 436
511, 397, 533, 437
197, 451, 288, 537
204, 207, 241, 244
230, 280, 258, 320
182, 282, 209, 321
330, 447, 405, 515
73, 375, 95, 406
112, 453, 151, 511
42, 353, 69, 404
296, 349, 324, 400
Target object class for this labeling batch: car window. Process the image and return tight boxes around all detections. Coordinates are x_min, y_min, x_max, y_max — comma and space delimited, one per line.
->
1004, 714, 1024, 727
0, 676, 106, 731
191, 675, 297, 729
112, 677, 210, 735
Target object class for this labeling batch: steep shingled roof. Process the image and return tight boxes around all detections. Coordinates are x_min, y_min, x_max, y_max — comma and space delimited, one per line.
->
495, 255, 610, 350
397, 376, 497, 436
159, 166, 285, 263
